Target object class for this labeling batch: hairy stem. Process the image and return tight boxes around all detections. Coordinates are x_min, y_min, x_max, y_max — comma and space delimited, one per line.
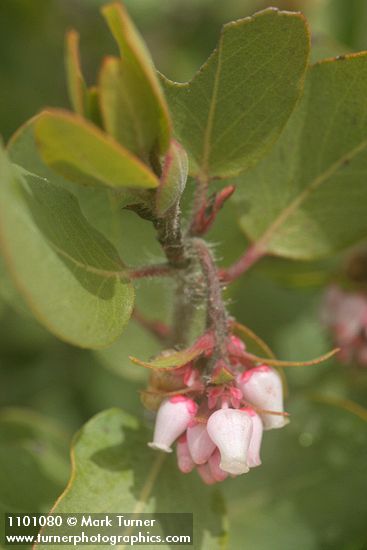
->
150, 201, 196, 345
129, 263, 174, 279
149, 179, 231, 358
194, 238, 228, 360
169, 274, 197, 347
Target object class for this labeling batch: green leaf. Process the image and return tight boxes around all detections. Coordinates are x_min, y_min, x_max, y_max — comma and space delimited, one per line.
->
65, 32, 104, 128
129, 347, 202, 371
234, 54, 367, 260
96, 320, 160, 382
0, 254, 32, 316
8, 118, 131, 213
0, 408, 69, 516
129, 332, 212, 370
37, 408, 226, 550
161, 8, 310, 178
101, 2, 171, 158
86, 86, 104, 128
65, 30, 88, 116
0, 144, 134, 348
34, 109, 159, 190
99, 56, 161, 163
155, 140, 188, 216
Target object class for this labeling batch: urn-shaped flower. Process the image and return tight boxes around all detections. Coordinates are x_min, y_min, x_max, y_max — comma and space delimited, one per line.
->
238, 366, 288, 430
206, 408, 253, 475
148, 396, 198, 452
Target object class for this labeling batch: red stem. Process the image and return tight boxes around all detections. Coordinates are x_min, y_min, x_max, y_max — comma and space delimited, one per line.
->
219, 244, 265, 283
189, 174, 209, 236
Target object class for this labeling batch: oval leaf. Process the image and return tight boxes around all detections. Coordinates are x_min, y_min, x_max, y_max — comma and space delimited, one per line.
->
101, 2, 171, 157
34, 109, 159, 190
0, 145, 134, 348
36, 409, 226, 550
235, 54, 367, 259
65, 29, 88, 116
99, 56, 162, 163
161, 8, 310, 178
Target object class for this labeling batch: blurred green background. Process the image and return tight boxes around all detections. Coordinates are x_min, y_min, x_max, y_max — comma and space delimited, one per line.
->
0, 1, 367, 549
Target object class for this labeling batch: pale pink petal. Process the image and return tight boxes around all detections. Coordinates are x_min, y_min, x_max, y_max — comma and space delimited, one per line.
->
148, 396, 198, 452
206, 408, 252, 475
176, 434, 195, 473
241, 408, 263, 467
187, 423, 216, 465
208, 449, 228, 481
238, 366, 288, 430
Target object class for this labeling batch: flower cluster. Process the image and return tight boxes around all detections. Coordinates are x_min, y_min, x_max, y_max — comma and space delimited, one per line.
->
146, 335, 288, 484
321, 285, 367, 367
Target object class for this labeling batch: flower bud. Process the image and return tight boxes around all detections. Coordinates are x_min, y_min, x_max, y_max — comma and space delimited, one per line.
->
334, 294, 367, 344
206, 408, 253, 475
149, 367, 186, 393
321, 286, 367, 344
238, 366, 288, 430
183, 367, 200, 387
148, 396, 198, 453
320, 285, 344, 326
227, 335, 246, 366
186, 423, 216, 465
208, 449, 228, 482
227, 335, 246, 355
241, 408, 263, 467
176, 434, 195, 473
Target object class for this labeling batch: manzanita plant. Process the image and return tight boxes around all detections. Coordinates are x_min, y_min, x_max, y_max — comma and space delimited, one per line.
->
1, 1, 367, 546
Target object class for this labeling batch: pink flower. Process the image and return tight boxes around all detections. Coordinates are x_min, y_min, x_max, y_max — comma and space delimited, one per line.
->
207, 387, 223, 409
176, 434, 195, 473
334, 294, 367, 344
237, 366, 288, 430
320, 285, 344, 326
241, 408, 263, 467
183, 367, 200, 387
230, 335, 246, 351
208, 449, 228, 482
148, 396, 198, 453
186, 423, 216, 464
206, 408, 253, 475
227, 335, 246, 366
321, 285, 367, 345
